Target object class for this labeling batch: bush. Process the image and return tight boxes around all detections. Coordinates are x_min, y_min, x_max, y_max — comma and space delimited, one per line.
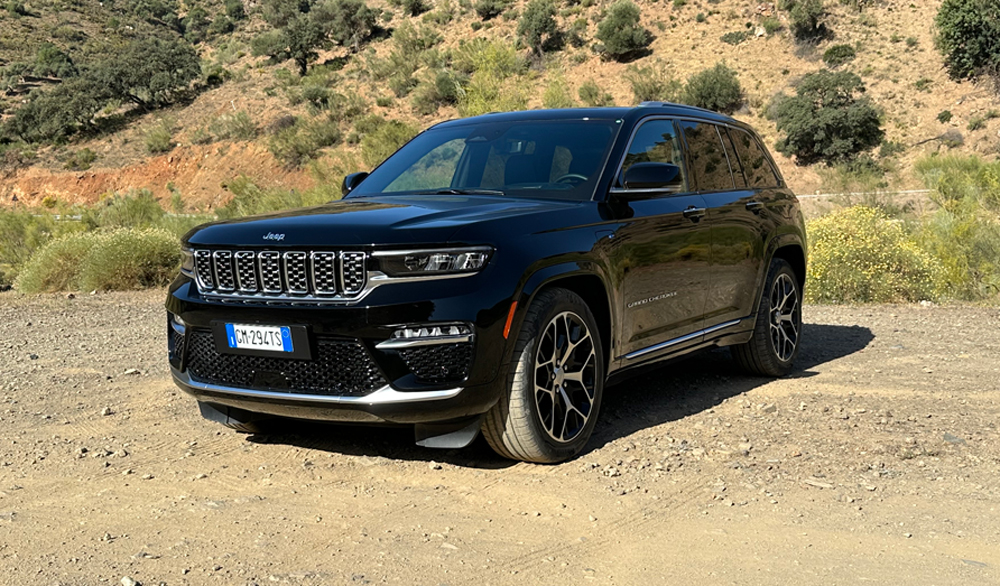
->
145, 120, 175, 154
518, 0, 558, 55
15, 232, 97, 293
720, 31, 750, 46
937, 110, 953, 123
269, 115, 342, 168
454, 40, 528, 116
321, 0, 379, 53
411, 70, 462, 115
361, 120, 419, 168
682, 63, 742, 113
209, 111, 258, 140
823, 44, 856, 67
389, 0, 430, 15
217, 176, 338, 219
474, 0, 509, 20
806, 206, 941, 303
914, 155, 1000, 300
542, 76, 577, 108
787, 0, 826, 40
595, 0, 651, 61
0, 210, 60, 286
63, 148, 97, 171
935, 0, 1000, 81
578, 80, 614, 106
79, 229, 181, 291
84, 189, 165, 230
625, 62, 681, 103
770, 70, 883, 164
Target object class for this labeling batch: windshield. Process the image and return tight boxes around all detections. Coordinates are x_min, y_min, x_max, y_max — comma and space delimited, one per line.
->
350, 118, 621, 201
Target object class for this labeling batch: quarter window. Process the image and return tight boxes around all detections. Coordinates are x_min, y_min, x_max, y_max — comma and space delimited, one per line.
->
620, 119, 688, 192
720, 128, 748, 189
678, 121, 734, 192
730, 128, 780, 188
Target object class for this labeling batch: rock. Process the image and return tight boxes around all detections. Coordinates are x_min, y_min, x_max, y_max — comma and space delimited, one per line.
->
440, 542, 459, 550
28, 354, 38, 360
943, 433, 966, 445
101, 407, 113, 416
762, 404, 777, 414
123, 369, 141, 376
121, 577, 139, 586
429, 462, 442, 470
803, 478, 834, 489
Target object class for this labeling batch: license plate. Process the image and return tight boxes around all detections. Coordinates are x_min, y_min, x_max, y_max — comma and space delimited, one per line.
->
225, 324, 293, 353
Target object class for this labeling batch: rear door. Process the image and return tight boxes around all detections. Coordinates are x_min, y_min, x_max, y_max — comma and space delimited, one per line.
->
608, 118, 712, 360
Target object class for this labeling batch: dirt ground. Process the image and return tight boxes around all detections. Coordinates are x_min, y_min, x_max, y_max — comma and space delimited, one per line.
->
0, 291, 998, 585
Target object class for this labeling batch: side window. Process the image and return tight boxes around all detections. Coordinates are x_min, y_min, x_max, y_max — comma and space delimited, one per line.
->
620, 119, 688, 191
720, 127, 748, 189
678, 120, 734, 192
730, 128, 780, 188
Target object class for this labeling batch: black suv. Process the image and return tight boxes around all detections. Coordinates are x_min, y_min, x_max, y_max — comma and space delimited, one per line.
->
166, 103, 806, 463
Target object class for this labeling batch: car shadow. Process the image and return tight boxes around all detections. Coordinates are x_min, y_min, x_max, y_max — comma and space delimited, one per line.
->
245, 323, 873, 469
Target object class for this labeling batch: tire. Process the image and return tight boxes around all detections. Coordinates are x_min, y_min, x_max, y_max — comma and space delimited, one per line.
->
732, 258, 802, 377
483, 288, 605, 463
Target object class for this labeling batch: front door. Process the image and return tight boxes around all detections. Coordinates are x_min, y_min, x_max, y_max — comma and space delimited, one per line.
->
608, 118, 713, 360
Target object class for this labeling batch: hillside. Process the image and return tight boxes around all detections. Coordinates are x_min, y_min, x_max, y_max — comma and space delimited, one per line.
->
1, 0, 998, 211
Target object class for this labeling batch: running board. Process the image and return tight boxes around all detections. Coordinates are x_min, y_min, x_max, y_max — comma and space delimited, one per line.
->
622, 318, 744, 361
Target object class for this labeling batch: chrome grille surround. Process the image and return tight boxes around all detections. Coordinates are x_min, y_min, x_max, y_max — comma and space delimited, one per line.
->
193, 248, 368, 303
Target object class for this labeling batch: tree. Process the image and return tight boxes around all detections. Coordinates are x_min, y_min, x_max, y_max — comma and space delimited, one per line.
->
595, 0, 650, 61
4, 77, 112, 142
769, 70, 883, 164
318, 0, 379, 53
93, 38, 200, 108
517, 0, 557, 56
935, 0, 1000, 81
787, 0, 826, 41
682, 63, 742, 113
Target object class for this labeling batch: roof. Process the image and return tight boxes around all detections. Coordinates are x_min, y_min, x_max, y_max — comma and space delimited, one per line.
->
432, 103, 740, 129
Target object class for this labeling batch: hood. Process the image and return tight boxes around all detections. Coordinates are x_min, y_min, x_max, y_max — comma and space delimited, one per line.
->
185, 194, 582, 247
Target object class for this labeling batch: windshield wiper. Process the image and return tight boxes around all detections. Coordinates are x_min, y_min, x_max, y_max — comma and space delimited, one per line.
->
420, 188, 506, 196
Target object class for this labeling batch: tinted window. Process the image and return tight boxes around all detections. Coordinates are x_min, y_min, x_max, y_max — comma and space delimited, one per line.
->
678, 121, 734, 192
620, 119, 688, 191
353, 119, 620, 201
720, 127, 748, 189
730, 128, 780, 188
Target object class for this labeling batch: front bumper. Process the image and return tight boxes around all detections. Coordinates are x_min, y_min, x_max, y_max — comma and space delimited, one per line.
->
165, 274, 513, 425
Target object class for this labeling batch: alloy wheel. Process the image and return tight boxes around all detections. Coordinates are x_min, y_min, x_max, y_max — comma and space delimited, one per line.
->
533, 311, 597, 443
769, 273, 801, 362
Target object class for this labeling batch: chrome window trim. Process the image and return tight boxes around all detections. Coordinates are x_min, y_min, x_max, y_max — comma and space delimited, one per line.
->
172, 369, 462, 405
714, 124, 738, 190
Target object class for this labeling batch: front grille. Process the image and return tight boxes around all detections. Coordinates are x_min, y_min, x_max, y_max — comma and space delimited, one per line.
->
185, 330, 386, 397
193, 249, 367, 301
399, 343, 474, 384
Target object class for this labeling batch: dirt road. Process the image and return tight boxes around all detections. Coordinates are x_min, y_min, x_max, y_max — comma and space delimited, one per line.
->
1, 291, 998, 585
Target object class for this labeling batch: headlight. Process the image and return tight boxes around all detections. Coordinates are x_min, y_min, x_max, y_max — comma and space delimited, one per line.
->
180, 248, 194, 276
374, 247, 493, 278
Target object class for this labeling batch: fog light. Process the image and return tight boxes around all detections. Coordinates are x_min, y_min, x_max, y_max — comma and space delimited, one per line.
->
376, 323, 473, 349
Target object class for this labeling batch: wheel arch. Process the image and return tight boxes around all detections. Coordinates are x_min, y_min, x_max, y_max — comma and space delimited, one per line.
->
772, 242, 806, 290
514, 265, 614, 375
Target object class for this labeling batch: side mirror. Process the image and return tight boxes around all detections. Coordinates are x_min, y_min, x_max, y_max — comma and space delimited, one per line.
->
342, 172, 369, 196
621, 162, 682, 191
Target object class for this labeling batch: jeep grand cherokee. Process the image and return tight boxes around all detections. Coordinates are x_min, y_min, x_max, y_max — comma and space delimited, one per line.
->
166, 103, 806, 463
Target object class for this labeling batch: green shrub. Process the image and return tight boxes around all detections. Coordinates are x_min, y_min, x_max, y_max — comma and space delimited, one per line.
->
145, 120, 175, 154
823, 44, 856, 67
208, 111, 258, 140
268, 116, 342, 167
967, 116, 986, 131
389, 0, 430, 16
625, 62, 681, 103
914, 77, 933, 92
787, 0, 826, 40
63, 148, 97, 171
914, 155, 1000, 300
578, 79, 614, 106
518, 0, 559, 55
595, 0, 651, 61
937, 110, 953, 123
770, 70, 883, 164
542, 76, 577, 108
721, 31, 750, 45
361, 120, 419, 168
217, 176, 337, 218
760, 16, 782, 35
0, 210, 61, 286
935, 0, 1000, 81
15, 232, 97, 293
454, 40, 528, 116
84, 189, 165, 230
682, 63, 742, 113
323, 0, 380, 52
474, 0, 509, 20
806, 206, 941, 303
79, 228, 181, 291
411, 70, 462, 115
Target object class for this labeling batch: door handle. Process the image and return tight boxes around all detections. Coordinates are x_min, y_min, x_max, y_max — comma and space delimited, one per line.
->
683, 206, 706, 221
746, 201, 764, 213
